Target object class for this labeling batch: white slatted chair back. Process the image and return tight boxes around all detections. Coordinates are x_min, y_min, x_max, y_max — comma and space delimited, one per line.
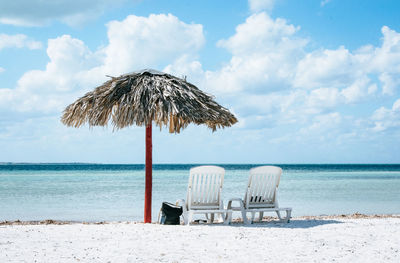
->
187, 166, 225, 210
244, 166, 282, 209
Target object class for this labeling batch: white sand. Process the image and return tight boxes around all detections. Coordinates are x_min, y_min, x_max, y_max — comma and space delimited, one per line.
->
1, 217, 399, 262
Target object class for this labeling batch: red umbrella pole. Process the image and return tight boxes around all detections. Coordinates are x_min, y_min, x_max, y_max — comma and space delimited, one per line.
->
144, 123, 152, 223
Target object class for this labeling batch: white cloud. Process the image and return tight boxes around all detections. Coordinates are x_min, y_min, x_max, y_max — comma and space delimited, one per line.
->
0, 0, 126, 27
166, 13, 310, 129
198, 17, 400, 154
248, 0, 275, 13
163, 55, 205, 84
207, 12, 306, 95
102, 13, 204, 76
217, 13, 300, 56
0, 35, 102, 113
371, 26, 400, 73
341, 77, 377, 103
0, 14, 205, 114
293, 25, 400, 107
299, 112, 342, 136
379, 72, 400, 95
305, 88, 341, 113
165, 13, 400, 137
294, 47, 357, 89
0, 34, 42, 50
371, 98, 400, 132
0, 67, 4, 73
393, 99, 400, 111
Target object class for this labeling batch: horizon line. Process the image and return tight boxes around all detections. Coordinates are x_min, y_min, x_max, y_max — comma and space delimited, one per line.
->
1, 162, 400, 165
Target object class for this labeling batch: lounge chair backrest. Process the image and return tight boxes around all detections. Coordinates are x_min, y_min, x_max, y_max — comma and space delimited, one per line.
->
187, 166, 225, 210
244, 166, 282, 209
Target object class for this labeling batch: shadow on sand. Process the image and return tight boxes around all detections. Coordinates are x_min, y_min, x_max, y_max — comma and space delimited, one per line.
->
245, 219, 343, 229
189, 218, 343, 229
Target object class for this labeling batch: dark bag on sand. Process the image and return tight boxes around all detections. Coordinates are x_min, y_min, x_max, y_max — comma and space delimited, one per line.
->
159, 202, 183, 225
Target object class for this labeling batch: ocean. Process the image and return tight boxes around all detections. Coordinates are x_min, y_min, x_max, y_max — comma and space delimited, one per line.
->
0, 164, 399, 222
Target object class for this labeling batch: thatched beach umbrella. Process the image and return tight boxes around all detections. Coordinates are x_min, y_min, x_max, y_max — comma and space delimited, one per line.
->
61, 69, 237, 223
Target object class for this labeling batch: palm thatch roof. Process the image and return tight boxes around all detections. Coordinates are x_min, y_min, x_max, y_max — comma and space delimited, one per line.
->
61, 69, 237, 133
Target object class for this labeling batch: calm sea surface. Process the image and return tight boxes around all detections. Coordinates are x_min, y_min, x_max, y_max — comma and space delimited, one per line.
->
0, 164, 399, 222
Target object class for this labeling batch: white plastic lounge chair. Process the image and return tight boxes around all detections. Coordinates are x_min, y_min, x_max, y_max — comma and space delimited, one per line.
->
176, 165, 232, 225
227, 166, 292, 224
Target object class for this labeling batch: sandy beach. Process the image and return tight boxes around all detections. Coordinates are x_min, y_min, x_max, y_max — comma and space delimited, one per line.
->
1, 215, 399, 263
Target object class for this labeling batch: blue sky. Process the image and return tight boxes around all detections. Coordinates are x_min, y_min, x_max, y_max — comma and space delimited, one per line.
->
1, 0, 400, 164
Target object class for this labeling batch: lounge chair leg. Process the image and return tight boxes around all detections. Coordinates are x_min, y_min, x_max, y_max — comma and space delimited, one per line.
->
251, 212, 256, 223
259, 212, 264, 222
242, 211, 249, 224
183, 212, 188, 225
285, 209, 291, 223
157, 208, 162, 224
187, 211, 194, 225
218, 213, 223, 224
276, 210, 283, 221
224, 211, 232, 225
218, 213, 225, 223
210, 213, 215, 223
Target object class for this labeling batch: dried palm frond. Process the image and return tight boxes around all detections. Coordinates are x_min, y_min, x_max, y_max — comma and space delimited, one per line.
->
61, 69, 237, 133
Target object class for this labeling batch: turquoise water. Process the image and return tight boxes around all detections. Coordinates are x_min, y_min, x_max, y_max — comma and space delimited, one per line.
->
0, 164, 399, 221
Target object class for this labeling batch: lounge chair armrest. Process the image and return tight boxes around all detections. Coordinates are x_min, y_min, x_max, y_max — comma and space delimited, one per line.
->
227, 198, 244, 204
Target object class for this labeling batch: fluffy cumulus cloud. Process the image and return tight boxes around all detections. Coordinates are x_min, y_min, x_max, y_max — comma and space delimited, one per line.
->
294, 26, 400, 100
292, 25, 400, 115
0, 0, 126, 26
372, 26, 400, 95
166, 11, 400, 151
170, 12, 309, 129
294, 47, 356, 89
212, 13, 306, 93
371, 98, 400, 132
217, 13, 301, 57
164, 12, 309, 131
294, 46, 379, 110
103, 13, 204, 75
0, 14, 205, 115
0, 35, 101, 113
0, 34, 42, 50
166, 12, 306, 96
